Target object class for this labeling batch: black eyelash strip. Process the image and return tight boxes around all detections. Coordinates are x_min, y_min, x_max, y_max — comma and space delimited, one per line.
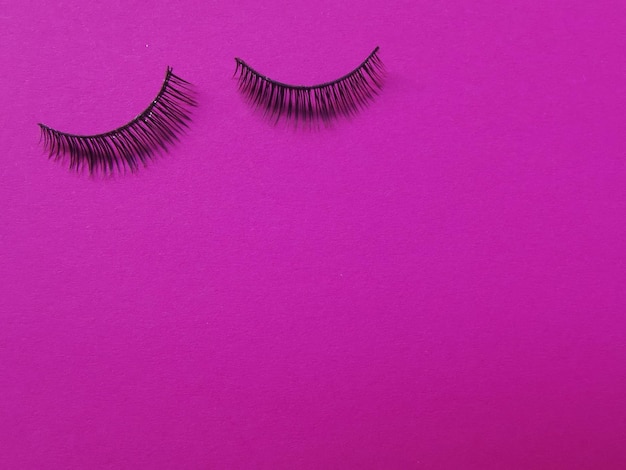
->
39, 67, 197, 175
234, 47, 385, 125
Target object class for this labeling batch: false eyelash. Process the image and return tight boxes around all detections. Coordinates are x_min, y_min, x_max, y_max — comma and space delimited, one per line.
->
39, 67, 197, 175
234, 46, 385, 126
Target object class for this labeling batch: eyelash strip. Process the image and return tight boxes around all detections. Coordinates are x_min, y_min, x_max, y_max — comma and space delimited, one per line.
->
234, 47, 385, 125
39, 67, 196, 174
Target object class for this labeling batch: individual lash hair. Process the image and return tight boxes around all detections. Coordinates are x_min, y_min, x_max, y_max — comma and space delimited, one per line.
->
234, 46, 385, 126
39, 67, 197, 175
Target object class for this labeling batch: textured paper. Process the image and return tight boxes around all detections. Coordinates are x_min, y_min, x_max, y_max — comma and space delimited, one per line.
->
1, 0, 626, 468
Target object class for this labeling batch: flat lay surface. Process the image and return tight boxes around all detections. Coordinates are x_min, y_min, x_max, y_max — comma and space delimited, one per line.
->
1, 0, 626, 468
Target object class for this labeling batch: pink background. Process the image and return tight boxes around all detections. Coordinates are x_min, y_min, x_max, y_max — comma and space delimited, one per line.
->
1, 0, 626, 468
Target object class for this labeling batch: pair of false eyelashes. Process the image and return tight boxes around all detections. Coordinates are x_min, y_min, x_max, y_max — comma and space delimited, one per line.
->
39, 47, 385, 175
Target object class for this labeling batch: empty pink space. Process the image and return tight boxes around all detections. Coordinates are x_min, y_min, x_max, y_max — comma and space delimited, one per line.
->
1, 0, 626, 468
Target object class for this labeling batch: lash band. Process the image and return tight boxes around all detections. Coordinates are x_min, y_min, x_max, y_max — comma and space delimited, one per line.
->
38, 67, 180, 140
234, 47, 381, 91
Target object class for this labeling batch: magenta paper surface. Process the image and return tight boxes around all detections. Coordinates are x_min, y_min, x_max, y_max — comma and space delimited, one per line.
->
1, 0, 626, 468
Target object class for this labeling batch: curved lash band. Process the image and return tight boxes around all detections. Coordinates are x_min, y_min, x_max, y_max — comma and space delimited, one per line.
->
234, 47, 385, 125
39, 67, 197, 175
